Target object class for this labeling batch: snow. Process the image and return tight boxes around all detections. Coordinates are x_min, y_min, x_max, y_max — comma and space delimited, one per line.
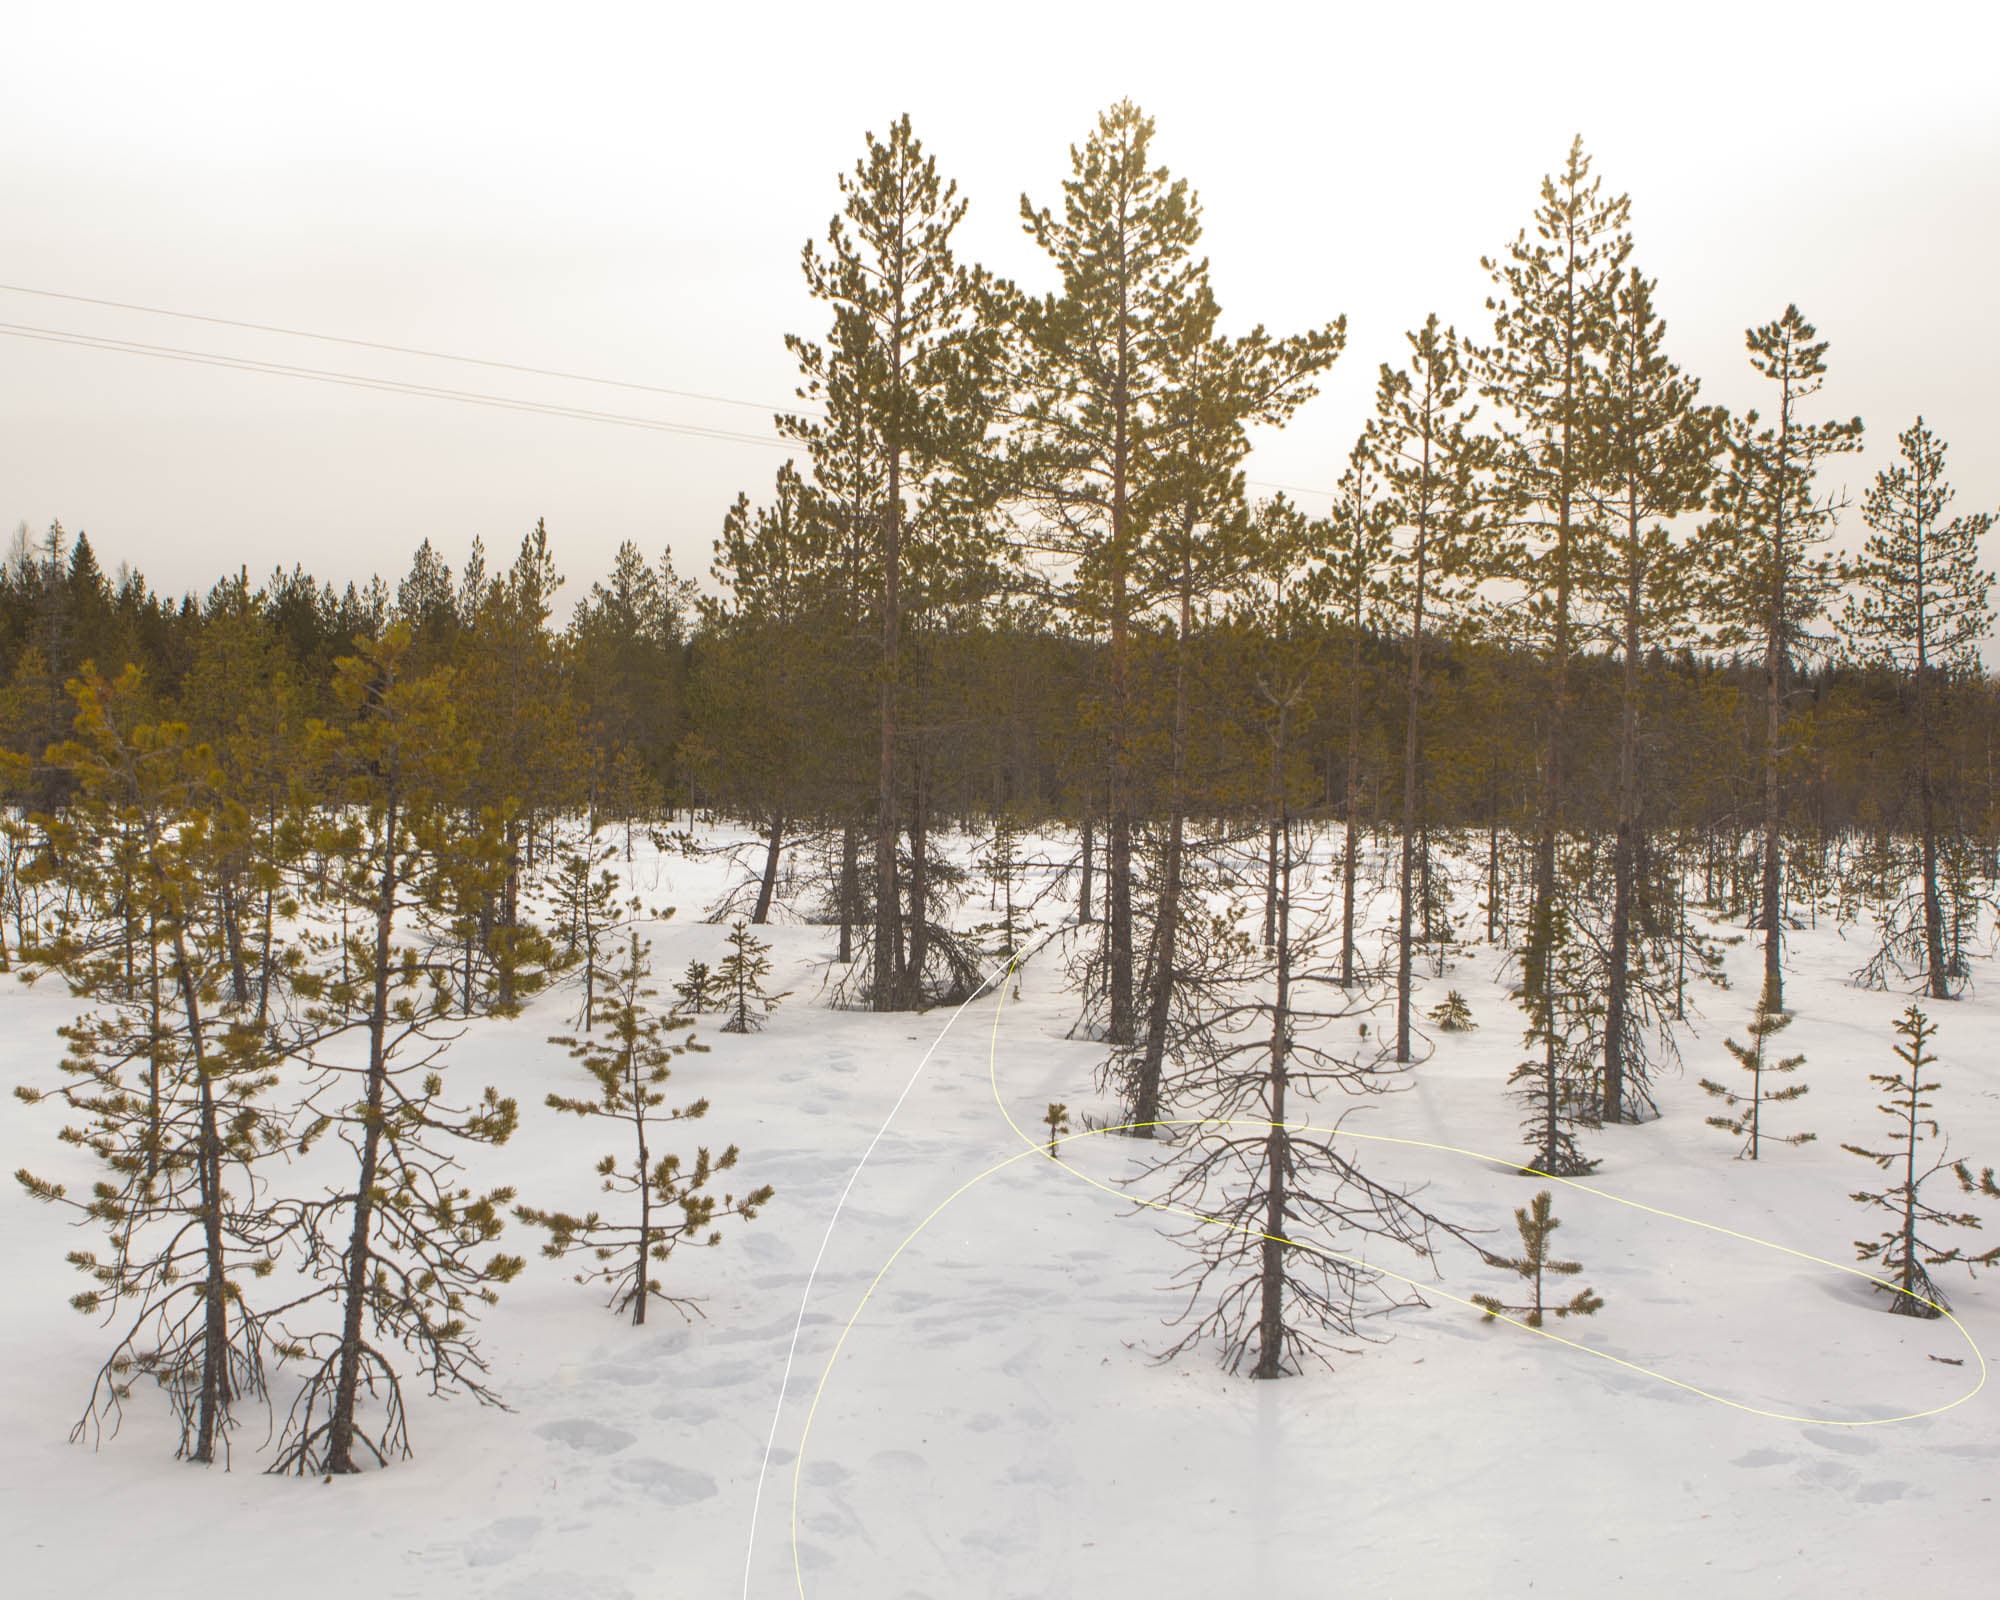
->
2, 828, 1995, 1598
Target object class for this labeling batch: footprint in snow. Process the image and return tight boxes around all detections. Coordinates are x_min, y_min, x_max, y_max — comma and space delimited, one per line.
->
463, 1516, 541, 1569
1802, 1426, 1878, 1457
535, 1418, 637, 1455
1730, 1449, 1791, 1469
489, 1572, 634, 1600
611, 1457, 718, 1504
1853, 1480, 1909, 1504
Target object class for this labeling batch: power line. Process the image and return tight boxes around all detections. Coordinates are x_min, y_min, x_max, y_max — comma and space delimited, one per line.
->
0, 322, 800, 451
0, 284, 1340, 497
0, 280, 818, 417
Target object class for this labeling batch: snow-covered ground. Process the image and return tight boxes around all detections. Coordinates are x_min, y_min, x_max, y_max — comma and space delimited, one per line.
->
1, 828, 1994, 1598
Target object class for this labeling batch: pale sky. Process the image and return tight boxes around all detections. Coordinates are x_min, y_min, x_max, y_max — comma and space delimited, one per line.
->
4, 0, 1997, 606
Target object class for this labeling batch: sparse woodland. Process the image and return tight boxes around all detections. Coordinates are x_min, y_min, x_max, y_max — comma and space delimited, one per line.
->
7, 102, 2000, 1476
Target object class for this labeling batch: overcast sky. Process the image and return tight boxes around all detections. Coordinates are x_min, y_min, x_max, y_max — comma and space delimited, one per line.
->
4, 1, 1997, 607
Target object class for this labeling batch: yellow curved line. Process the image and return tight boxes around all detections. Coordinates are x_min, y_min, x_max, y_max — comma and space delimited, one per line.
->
787, 953, 1987, 1595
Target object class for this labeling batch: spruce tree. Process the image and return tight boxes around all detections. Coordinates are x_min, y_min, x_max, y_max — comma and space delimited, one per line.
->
715, 919, 788, 1034
673, 958, 721, 1014
1699, 980, 1813, 1159
1473, 1190, 1603, 1329
1843, 1005, 1997, 1318
518, 933, 770, 1325
1428, 990, 1477, 1033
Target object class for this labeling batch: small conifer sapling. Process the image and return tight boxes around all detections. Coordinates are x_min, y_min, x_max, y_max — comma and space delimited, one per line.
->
716, 919, 789, 1034
1428, 990, 1477, 1033
674, 958, 720, 1014
517, 933, 772, 1324
1044, 1101, 1070, 1159
1473, 1190, 1603, 1329
1843, 1005, 1997, 1318
1699, 980, 1813, 1159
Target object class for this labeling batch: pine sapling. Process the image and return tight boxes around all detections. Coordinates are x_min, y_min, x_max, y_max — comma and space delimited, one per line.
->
1428, 989, 1477, 1033
1044, 1101, 1070, 1159
674, 958, 721, 1014
551, 830, 631, 1032
517, 933, 771, 1324
1843, 1005, 1998, 1318
716, 919, 789, 1034
1473, 1190, 1603, 1329
1699, 979, 1813, 1159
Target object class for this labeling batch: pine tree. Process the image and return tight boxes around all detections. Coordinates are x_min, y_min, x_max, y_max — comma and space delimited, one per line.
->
1510, 898, 1598, 1177
518, 933, 770, 1324
715, 919, 789, 1034
551, 827, 629, 1031
13, 667, 292, 1464
1703, 306, 1864, 1008
1476, 136, 1632, 1063
1368, 314, 1485, 1063
271, 628, 524, 1475
1842, 419, 1995, 999
1322, 441, 1394, 989
1472, 1190, 1603, 1329
1581, 264, 1722, 1119
1114, 272, 1340, 1136
1699, 979, 1813, 1159
785, 114, 1001, 1014
1843, 1005, 1997, 1318
1008, 100, 1204, 1052
1149, 793, 1482, 1380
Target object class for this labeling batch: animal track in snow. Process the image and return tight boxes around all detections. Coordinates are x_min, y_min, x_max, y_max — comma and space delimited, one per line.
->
535, 1418, 637, 1455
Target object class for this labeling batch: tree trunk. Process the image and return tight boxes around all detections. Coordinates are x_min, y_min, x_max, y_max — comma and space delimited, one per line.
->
1253, 720, 1293, 1382
631, 1048, 651, 1327
837, 822, 858, 964
498, 819, 521, 1012
1340, 614, 1362, 986
908, 760, 930, 1004
750, 812, 785, 925
218, 874, 250, 1008
327, 794, 400, 1475
1603, 504, 1642, 1123
1078, 810, 1094, 924
168, 926, 230, 1465
1396, 490, 1430, 1064
1133, 542, 1196, 1134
